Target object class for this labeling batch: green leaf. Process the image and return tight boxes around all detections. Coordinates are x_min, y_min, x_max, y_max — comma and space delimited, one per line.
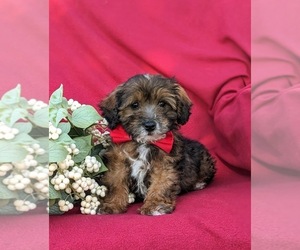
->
68, 127, 85, 138
0, 141, 28, 162
69, 105, 101, 129
0, 84, 21, 105
55, 108, 68, 126
0, 202, 22, 215
61, 192, 74, 203
19, 97, 29, 108
12, 133, 37, 145
90, 143, 106, 157
0, 179, 19, 199
56, 133, 75, 145
9, 108, 28, 126
99, 164, 108, 174
0, 109, 12, 124
48, 189, 74, 215
49, 199, 56, 206
0, 199, 10, 207
49, 183, 62, 199
49, 85, 63, 106
36, 137, 49, 163
31, 107, 49, 128
57, 122, 71, 134
49, 107, 57, 125
13, 122, 32, 134
49, 141, 69, 162
29, 127, 48, 138
95, 155, 108, 173
0, 102, 7, 109
73, 135, 92, 163
49, 202, 65, 215
18, 192, 37, 203
61, 98, 69, 109
37, 137, 48, 149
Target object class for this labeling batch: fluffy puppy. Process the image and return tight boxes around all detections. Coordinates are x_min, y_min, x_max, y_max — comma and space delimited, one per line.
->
98, 74, 216, 215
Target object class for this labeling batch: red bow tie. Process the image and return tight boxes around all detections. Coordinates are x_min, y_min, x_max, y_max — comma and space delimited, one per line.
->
109, 125, 174, 153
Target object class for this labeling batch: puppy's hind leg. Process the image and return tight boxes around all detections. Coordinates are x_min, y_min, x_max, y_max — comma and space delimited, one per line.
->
194, 149, 216, 190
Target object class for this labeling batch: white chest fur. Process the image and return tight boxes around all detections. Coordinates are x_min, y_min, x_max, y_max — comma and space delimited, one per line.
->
129, 144, 150, 196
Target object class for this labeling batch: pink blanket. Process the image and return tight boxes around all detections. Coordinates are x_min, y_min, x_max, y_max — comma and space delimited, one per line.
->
50, 164, 250, 250
0, 0, 250, 249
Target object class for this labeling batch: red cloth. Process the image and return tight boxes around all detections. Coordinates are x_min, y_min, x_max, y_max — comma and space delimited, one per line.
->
50, 164, 250, 250
0, 0, 48, 101
1, 2, 48, 250
50, 0, 250, 249
252, 1, 300, 248
0, 212, 48, 250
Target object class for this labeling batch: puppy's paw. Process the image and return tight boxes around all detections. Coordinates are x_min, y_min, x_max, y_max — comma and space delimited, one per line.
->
194, 181, 207, 190
139, 203, 174, 216
97, 203, 127, 215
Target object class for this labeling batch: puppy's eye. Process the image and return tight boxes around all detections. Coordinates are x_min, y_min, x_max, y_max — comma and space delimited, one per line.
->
158, 101, 166, 108
131, 102, 139, 110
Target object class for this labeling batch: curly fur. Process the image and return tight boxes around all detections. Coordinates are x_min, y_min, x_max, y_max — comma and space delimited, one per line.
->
98, 74, 216, 215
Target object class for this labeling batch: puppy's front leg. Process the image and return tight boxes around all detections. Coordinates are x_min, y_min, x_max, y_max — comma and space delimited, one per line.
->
98, 167, 130, 214
140, 162, 180, 216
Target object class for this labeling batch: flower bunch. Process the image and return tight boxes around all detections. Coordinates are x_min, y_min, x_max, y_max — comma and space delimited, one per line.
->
0, 85, 136, 215
48, 85, 111, 215
0, 85, 48, 214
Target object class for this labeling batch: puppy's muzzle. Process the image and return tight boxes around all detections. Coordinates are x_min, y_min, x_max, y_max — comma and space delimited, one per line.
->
142, 120, 156, 132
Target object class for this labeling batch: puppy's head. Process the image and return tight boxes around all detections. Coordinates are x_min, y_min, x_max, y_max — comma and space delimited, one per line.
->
100, 74, 192, 143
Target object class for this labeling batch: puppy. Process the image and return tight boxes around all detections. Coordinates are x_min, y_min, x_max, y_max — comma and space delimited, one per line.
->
98, 74, 216, 215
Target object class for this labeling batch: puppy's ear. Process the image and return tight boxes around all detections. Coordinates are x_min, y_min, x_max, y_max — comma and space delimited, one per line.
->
175, 83, 192, 125
99, 86, 122, 129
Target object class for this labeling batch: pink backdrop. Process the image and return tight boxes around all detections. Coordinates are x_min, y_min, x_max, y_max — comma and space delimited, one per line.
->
0, 1, 48, 250
50, 0, 251, 172
252, 0, 300, 248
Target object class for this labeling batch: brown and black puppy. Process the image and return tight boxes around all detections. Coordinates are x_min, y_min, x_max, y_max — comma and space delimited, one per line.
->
98, 74, 216, 215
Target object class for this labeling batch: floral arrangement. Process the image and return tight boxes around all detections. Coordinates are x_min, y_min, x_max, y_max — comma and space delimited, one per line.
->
0, 85, 48, 214
48, 85, 111, 215
0, 85, 135, 215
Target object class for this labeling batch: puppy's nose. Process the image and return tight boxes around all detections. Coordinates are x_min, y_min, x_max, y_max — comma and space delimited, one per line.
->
143, 120, 156, 132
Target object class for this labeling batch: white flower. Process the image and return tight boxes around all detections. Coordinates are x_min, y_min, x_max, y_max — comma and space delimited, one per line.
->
0, 122, 19, 140
83, 156, 101, 173
14, 154, 38, 170
49, 163, 58, 176
28, 99, 48, 111
0, 163, 13, 176
80, 195, 100, 215
57, 155, 74, 170
58, 200, 74, 212
65, 143, 80, 155
128, 193, 136, 204
49, 122, 62, 140
91, 185, 107, 197
51, 173, 70, 191
64, 166, 83, 180
14, 200, 37, 212
68, 99, 82, 111
30, 143, 46, 155
3, 173, 31, 191
100, 119, 108, 127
